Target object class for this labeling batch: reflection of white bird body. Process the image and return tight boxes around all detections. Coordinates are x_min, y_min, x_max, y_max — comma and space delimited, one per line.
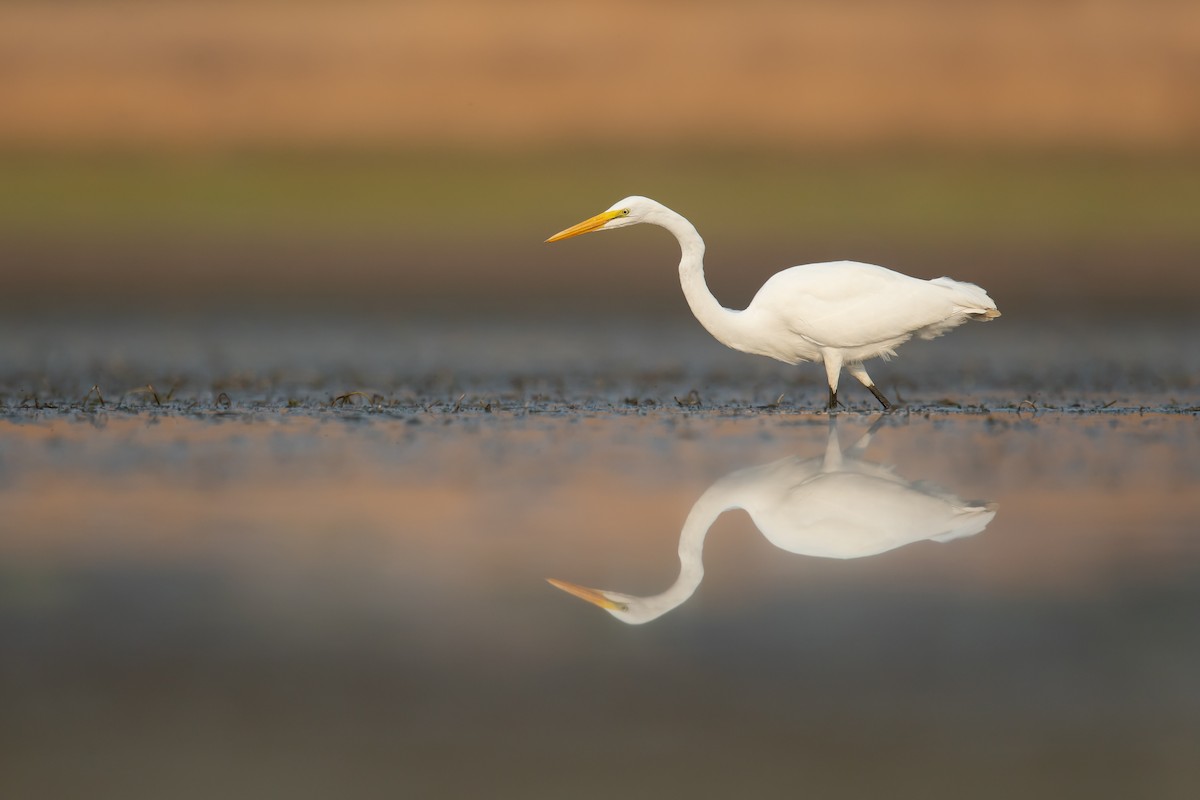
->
547, 196, 1000, 410
549, 420, 997, 624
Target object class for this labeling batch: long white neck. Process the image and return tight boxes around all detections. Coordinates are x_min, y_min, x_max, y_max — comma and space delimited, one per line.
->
654, 207, 745, 348
631, 479, 739, 622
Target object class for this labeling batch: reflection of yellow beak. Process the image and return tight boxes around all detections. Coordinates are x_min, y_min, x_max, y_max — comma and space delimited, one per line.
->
546, 578, 627, 611
545, 209, 623, 243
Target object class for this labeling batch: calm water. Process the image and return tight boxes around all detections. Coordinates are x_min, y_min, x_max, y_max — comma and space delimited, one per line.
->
1, 406, 1198, 799
1, 314, 1199, 798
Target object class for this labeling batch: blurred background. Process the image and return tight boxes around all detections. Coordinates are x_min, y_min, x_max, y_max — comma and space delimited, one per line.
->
4, 5, 1200, 797
2, 0, 1198, 319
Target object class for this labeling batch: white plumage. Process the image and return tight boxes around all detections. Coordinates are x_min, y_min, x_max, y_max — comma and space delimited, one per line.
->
547, 419, 997, 624
547, 196, 1000, 409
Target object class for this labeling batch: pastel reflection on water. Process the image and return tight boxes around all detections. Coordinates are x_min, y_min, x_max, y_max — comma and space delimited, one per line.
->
548, 417, 998, 624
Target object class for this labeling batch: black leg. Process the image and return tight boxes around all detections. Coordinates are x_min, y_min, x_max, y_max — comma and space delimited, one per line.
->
827, 387, 839, 411
866, 383, 893, 411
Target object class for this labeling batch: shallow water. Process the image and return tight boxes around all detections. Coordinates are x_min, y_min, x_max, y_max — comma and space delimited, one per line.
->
2, 313, 1199, 798
1, 403, 1198, 798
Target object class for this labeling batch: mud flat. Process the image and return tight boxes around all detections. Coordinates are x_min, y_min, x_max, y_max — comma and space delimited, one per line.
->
2, 313, 1198, 414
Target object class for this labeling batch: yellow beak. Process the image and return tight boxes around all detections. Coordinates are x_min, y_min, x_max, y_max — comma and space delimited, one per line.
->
546, 578, 627, 611
545, 209, 624, 243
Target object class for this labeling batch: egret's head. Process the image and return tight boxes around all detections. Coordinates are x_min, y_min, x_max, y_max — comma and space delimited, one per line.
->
546, 577, 680, 625
545, 196, 659, 242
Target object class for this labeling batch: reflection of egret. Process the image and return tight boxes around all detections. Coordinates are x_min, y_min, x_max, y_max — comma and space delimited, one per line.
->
547, 196, 999, 410
548, 419, 997, 624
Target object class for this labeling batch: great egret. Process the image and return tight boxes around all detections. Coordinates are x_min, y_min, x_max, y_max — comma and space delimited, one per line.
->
546, 196, 1000, 410
548, 418, 997, 624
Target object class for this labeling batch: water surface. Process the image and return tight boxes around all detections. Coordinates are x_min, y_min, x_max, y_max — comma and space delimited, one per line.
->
2, 406, 1197, 799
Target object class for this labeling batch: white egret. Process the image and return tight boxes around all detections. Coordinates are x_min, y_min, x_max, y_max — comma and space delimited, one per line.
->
547, 196, 1000, 410
548, 418, 997, 624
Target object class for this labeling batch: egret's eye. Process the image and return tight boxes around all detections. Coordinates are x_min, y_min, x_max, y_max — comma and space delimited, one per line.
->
621, 209, 630, 216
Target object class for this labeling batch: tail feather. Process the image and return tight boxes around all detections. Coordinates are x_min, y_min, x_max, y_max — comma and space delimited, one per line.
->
931, 276, 1000, 319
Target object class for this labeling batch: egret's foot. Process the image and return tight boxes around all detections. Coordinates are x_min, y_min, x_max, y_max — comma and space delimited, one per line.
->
866, 384, 894, 411
826, 388, 841, 412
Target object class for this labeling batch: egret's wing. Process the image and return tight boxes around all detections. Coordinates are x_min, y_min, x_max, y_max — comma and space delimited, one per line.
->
751, 261, 967, 348
756, 472, 993, 558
